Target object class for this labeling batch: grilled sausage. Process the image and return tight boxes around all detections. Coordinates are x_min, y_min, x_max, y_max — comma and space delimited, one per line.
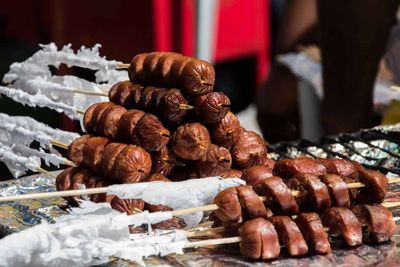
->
295, 213, 331, 254
239, 217, 280, 260
129, 52, 215, 96
117, 109, 145, 144
108, 81, 143, 108
255, 176, 299, 215
97, 104, 127, 138
269, 216, 309, 256
135, 114, 170, 151
241, 165, 273, 186
193, 92, 230, 123
195, 144, 232, 178
100, 143, 127, 179
321, 207, 362, 247
82, 136, 110, 171
210, 111, 242, 148
150, 147, 179, 177
316, 158, 359, 177
231, 130, 267, 169
67, 135, 91, 166
236, 185, 272, 219
274, 157, 326, 179
213, 187, 242, 224
288, 173, 331, 212
352, 204, 395, 243
320, 174, 350, 207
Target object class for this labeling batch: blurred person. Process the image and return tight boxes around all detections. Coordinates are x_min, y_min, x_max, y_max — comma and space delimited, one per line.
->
257, 0, 400, 143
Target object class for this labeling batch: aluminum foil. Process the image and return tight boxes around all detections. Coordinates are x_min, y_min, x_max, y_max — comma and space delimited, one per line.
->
1, 124, 400, 266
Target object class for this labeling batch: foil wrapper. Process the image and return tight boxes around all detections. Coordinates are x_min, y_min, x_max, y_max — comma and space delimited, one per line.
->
1, 124, 400, 265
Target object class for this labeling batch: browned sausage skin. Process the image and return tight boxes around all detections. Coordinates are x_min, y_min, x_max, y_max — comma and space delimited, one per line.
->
274, 157, 326, 179
352, 204, 396, 243
295, 212, 331, 254
239, 217, 280, 260
269, 216, 309, 256
321, 207, 362, 247
129, 52, 215, 96
319, 174, 350, 208
241, 165, 273, 186
288, 173, 331, 212
231, 130, 267, 169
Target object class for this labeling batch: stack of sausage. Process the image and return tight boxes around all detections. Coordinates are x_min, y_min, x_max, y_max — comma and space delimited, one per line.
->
211, 156, 395, 259
58, 52, 271, 229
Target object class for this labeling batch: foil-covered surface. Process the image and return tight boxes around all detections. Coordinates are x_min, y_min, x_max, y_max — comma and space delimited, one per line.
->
1, 124, 400, 266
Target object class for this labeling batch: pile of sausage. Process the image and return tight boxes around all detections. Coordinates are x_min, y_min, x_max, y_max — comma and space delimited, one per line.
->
211, 156, 394, 259
67, 51, 273, 185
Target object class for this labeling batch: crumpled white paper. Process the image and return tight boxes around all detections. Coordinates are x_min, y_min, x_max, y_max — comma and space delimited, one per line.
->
108, 177, 245, 226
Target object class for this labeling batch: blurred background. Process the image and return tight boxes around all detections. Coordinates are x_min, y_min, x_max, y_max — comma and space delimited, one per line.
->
1, 0, 400, 178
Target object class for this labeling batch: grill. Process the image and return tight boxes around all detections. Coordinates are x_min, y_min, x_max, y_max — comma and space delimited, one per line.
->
267, 123, 400, 175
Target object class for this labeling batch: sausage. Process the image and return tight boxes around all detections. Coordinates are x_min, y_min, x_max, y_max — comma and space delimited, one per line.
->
288, 173, 331, 212
321, 207, 362, 247
236, 185, 272, 219
231, 130, 267, 169
139, 86, 165, 111
129, 52, 215, 96
316, 158, 358, 177
67, 135, 91, 166
213, 187, 242, 224
150, 147, 179, 177
117, 109, 145, 143
269, 216, 309, 256
357, 169, 388, 203
144, 202, 186, 230
295, 213, 331, 254
135, 114, 170, 152
273, 157, 326, 179
56, 167, 80, 203
223, 169, 243, 178
83, 102, 110, 133
109, 81, 143, 108
241, 165, 273, 186
89, 102, 114, 134
320, 174, 350, 208
146, 173, 171, 182
82, 136, 110, 171
112, 145, 152, 183
193, 92, 230, 123
210, 111, 242, 148
171, 123, 211, 160
352, 204, 395, 243
91, 179, 112, 203
97, 104, 127, 138
69, 168, 93, 204
239, 217, 280, 260
100, 143, 127, 179
109, 196, 145, 215
160, 88, 191, 123
195, 144, 232, 178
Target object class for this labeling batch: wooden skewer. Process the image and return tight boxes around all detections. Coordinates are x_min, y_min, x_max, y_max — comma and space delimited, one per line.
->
49, 139, 69, 150
2, 177, 400, 205
72, 89, 108, 97
185, 216, 400, 248
36, 167, 58, 179
116, 63, 130, 69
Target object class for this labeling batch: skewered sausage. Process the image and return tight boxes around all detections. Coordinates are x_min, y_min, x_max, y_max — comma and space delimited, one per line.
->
97, 104, 127, 138
139, 86, 165, 111
316, 158, 359, 177
321, 207, 362, 247
351, 204, 395, 243
160, 88, 191, 123
255, 176, 299, 215
117, 109, 145, 143
171, 123, 211, 160
195, 144, 232, 177
236, 185, 272, 219
83, 102, 110, 133
320, 174, 350, 207
241, 165, 273, 186
345, 169, 388, 203
269, 216, 309, 256
274, 157, 326, 179
109, 196, 145, 215
295, 213, 331, 254
135, 114, 170, 151
146, 173, 171, 182
231, 130, 267, 169
288, 173, 331, 212
223, 169, 243, 178
213, 187, 243, 224
239, 217, 280, 260
100, 143, 127, 178
83, 136, 110, 171
112, 145, 152, 183
193, 92, 230, 123
108, 81, 144, 108
67, 134, 91, 166
129, 52, 215, 96
150, 147, 180, 177
210, 111, 242, 148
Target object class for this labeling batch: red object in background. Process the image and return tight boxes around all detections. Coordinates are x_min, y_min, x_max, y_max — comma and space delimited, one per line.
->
153, 0, 270, 82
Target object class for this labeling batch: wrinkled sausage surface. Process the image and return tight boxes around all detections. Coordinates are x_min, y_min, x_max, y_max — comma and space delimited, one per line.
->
213, 187, 242, 224
274, 157, 326, 179
236, 185, 272, 219
231, 130, 267, 169
210, 111, 242, 148
241, 165, 273, 186
67, 135, 91, 166
320, 174, 350, 208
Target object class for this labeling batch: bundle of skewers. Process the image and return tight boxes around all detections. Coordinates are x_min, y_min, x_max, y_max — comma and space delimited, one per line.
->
0, 43, 399, 266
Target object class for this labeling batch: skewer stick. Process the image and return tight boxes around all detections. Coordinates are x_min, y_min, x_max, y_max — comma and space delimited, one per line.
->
116, 63, 130, 69
72, 90, 108, 97
36, 167, 58, 179
1, 178, 400, 205
49, 139, 69, 150
76, 108, 86, 115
